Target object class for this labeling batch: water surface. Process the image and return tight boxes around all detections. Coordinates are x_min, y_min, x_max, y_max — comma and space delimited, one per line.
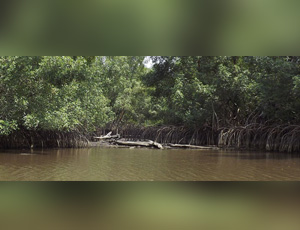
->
0, 147, 299, 180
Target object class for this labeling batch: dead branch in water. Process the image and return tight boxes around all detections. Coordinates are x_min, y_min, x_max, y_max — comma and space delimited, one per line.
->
168, 143, 219, 150
94, 131, 120, 140
112, 140, 164, 149
104, 124, 218, 146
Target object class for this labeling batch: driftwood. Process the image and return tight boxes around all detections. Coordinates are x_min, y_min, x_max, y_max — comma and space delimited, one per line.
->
168, 143, 219, 150
93, 132, 217, 150
94, 134, 120, 140
153, 142, 164, 150
89, 139, 219, 150
113, 140, 164, 149
94, 132, 120, 140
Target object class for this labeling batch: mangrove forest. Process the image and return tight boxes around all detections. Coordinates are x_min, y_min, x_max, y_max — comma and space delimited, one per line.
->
1, 56, 300, 152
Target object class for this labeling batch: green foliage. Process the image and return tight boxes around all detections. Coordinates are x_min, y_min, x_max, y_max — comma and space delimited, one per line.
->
145, 56, 300, 127
1, 56, 300, 137
0, 120, 17, 135
0, 56, 112, 134
96, 56, 152, 125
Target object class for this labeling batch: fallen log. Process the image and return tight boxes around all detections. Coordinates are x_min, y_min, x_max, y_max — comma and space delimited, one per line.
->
114, 140, 152, 146
94, 133, 120, 140
113, 140, 164, 149
153, 141, 164, 150
168, 143, 219, 150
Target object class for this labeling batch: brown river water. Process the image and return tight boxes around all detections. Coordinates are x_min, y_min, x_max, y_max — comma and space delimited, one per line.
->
0, 147, 299, 181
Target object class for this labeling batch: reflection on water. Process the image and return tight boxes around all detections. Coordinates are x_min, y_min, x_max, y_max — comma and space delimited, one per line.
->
0, 148, 300, 180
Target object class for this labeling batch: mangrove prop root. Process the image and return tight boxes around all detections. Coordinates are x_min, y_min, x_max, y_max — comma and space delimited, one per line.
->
218, 124, 300, 153
1, 124, 299, 153
0, 129, 89, 149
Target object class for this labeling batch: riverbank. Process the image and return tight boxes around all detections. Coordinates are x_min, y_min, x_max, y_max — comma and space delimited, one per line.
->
0, 124, 299, 153
98, 124, 300, 153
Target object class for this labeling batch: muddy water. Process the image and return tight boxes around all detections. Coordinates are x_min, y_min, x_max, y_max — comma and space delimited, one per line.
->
0, 147, 299, 181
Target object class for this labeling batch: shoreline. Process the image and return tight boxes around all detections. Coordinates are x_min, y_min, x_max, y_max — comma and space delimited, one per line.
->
0, 124, 300, 153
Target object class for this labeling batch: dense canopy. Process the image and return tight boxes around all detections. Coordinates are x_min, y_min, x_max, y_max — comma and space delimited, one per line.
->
1, 56, 300, 136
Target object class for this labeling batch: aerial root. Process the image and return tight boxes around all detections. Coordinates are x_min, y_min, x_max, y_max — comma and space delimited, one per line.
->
218, 124, 300, 153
